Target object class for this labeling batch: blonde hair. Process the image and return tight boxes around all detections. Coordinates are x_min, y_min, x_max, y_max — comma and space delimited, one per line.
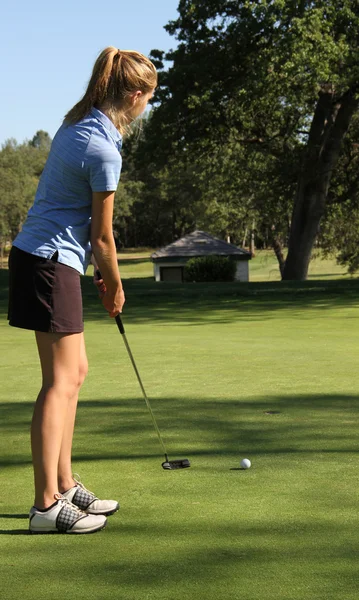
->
64, 46, 157, 135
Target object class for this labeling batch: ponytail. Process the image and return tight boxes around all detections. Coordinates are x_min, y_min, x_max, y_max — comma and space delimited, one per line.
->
64, 46, 157, 135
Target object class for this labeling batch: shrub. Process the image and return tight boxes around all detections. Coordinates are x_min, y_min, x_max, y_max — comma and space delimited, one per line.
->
184, 255, 237, 282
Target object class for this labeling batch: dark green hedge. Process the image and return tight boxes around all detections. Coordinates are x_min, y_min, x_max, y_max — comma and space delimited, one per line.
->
184, 255, 237, 282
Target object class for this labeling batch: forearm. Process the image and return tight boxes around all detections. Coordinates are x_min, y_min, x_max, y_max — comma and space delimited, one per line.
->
91, 236, 122, 291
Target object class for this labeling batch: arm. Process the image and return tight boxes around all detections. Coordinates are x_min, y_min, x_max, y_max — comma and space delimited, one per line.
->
91, 190, 125, 317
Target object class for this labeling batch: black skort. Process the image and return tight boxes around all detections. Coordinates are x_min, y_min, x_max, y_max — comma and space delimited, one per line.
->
8, 246, 84, 333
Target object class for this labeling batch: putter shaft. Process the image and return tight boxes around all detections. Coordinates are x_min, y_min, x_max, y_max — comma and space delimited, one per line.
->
115, 315, 169, 461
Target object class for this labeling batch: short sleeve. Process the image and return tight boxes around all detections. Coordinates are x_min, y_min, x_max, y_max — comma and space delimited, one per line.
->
85, 129, 122, 192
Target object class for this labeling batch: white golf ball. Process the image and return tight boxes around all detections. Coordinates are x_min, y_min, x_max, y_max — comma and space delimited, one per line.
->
240, 458, 251, 469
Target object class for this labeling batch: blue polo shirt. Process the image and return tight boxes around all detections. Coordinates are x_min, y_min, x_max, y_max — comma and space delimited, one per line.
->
13, 108, 122, 274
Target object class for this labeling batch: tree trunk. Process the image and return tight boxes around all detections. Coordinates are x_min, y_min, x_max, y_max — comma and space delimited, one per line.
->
172, 210, 177, 240
250, 220, 255, 256
270, 236, 285, 278
283, 85, 359, 280
283, 184, 326, 280
242, 227, 247, 248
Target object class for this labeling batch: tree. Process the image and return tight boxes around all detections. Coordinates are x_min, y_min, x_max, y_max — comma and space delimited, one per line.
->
147, 0, 359, 279
0, 134, 50, 248
116, 115, 208, 248
29, 130, 52, 152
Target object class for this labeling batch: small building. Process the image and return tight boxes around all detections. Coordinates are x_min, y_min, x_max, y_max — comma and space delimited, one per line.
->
151, 230, 251, 283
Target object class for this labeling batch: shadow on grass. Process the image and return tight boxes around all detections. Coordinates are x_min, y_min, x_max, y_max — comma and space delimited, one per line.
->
0, 529, 29, 535
1, 393, 358, 472
1, 269, 359, 327
0, 514, 28, 519
1, 522, 358, 596
1, 390, 359, 594
85, 276, 359, 326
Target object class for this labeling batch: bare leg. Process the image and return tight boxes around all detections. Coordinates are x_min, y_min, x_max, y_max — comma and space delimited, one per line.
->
58, 333, 88, 493
31, 332, 83, 509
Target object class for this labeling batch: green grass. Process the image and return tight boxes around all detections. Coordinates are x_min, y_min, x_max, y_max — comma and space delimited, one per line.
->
250, 249, 351, 281
114, 248, 352, 281
1, 260, 359, 600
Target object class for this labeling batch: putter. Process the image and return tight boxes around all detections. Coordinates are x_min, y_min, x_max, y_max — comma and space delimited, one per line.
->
95, 270, 189, 469
114, 314, 190, 470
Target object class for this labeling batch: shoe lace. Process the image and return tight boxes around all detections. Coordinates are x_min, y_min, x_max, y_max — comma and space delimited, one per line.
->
56, 494, 86, 516
73, 473, 95, 498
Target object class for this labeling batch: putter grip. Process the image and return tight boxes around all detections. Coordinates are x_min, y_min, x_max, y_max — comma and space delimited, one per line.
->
96, 269, 125, 333
115, 314, 125, 334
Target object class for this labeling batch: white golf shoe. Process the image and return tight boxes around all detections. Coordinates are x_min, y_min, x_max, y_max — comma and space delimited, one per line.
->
29, 494, 107, 534
61, 476, 119, 516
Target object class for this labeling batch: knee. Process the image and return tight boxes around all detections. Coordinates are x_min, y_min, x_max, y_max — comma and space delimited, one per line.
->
41, 376, 80, 402
78, 358, 89, 388
54, 358, 88, 399
60, 364, 87, 399
57, 359, 88, 399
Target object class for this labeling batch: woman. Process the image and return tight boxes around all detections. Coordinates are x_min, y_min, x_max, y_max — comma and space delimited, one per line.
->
8, 47, 157, 534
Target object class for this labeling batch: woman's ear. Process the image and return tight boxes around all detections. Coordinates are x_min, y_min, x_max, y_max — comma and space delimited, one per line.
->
130, 90, 143, 106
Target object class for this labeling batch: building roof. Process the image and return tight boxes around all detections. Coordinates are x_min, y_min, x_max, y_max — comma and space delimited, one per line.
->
151, 230, 251, 260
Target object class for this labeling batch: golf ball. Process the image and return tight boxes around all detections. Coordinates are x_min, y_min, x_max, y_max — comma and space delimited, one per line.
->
240, 458, 251, 469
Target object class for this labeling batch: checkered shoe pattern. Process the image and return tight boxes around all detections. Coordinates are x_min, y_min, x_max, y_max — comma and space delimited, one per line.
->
72, 486, 98, 511
60, 475, 119, 516
56, 501, 86, 532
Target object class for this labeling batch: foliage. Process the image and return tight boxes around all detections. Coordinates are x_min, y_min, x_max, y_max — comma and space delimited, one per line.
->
318, 112, 359, 273
145, 0, 359, 277
184, 255, 237, 282
0, 133, 50, 245
29, 130, 52, 151
320, 202, 359, 274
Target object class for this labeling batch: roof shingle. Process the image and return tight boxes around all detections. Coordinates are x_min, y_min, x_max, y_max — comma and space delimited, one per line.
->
151, 231, 251, 259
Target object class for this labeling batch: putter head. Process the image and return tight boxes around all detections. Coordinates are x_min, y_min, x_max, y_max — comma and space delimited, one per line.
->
162, 458, 191, 470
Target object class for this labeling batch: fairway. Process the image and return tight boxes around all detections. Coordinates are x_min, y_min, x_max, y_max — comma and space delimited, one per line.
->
1, 263, 359, 600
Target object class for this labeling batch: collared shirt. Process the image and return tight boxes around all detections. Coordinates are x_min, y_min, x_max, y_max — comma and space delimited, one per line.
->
13, 108, 123, 274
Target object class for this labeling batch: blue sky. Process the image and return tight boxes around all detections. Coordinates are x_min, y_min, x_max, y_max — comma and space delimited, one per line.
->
0, 0, 179, 146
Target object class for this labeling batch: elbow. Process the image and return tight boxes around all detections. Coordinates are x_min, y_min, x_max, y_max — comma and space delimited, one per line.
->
91, 233, 114, 250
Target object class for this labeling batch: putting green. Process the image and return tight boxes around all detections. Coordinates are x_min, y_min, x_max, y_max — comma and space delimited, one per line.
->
1, 268, 358, 600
